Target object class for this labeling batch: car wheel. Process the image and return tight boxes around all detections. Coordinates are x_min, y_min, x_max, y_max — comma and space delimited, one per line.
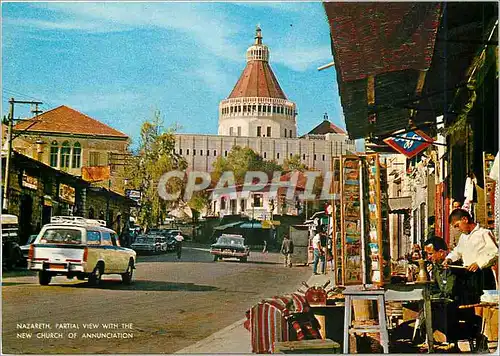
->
213, 255, 219, 262
88, 263, 103, 286
121, 259, 134, 285
39, 271, 52, 285
240, 257, 248, 263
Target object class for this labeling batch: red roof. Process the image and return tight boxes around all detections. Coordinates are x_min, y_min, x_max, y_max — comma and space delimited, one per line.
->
307, 120, 346, 135
228, 60, 287, 99
13, 105, 128, 139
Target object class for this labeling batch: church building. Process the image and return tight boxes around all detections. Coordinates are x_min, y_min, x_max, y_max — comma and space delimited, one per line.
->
175, 26, 356, 174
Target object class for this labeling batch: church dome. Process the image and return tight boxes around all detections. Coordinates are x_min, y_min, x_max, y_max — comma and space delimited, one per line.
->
228, 26, 287, 99
219, 26, 297, 139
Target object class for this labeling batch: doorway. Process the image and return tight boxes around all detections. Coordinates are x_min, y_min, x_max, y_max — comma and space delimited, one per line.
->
19, 194, 34, 244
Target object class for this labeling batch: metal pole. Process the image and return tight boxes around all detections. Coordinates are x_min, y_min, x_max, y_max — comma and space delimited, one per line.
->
2, 98, 15, 211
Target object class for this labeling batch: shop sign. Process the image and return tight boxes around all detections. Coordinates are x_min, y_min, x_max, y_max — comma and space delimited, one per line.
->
43, 195, 53, 207
22, 172, 38, 190
125, 189, 142, 203
383, 130, 434, 159
59, 184, 75, 204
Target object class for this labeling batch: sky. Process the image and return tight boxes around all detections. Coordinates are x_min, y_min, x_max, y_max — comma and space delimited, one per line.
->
2, 1, 345, 148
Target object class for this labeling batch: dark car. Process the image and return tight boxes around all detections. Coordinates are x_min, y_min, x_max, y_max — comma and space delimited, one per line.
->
210, 234, 249, 262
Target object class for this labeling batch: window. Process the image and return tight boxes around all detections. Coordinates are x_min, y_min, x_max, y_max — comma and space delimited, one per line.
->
206, 150, 209, 156
101, 232, 113, 246
193, 149, 196, 156
267, 126, 271, 137
200, 150, 203, 156
229, 127, 234, 136
186, 149, 190, 155
302, 154, 306, 160
237, 127, 241, 136
289, 130, 292, 137
264, 152, 267, 158
50, 141, 58, 167
224, 151, 228, 157
86, 231, 101, 245
61, 141, 71, 168
41, 228, 82, 244
290, 153, 293, 158
240, 199, 246, 211
257, 126, 262, 137
220, 197, 226, 210
214, 150, 217, 156
322, 155, 325, 161
89, 151, 100, 166
277, 153, 280, 159
284, 130, 287, 138
314, 154, 317, 160
180, 149, 183, 155
263, 105, 267, 113
253, 194, 263, 208
258, 105, 262, 113
110, 233, 118, 246
72, 142, 81, 168
243, 105, 247, 112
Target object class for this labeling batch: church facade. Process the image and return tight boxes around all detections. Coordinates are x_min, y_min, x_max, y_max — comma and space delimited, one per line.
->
174, 26, 356, 176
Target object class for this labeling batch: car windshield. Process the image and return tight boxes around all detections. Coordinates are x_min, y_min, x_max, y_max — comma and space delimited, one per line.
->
217, 237, 244, 246
40, 228, 82, 244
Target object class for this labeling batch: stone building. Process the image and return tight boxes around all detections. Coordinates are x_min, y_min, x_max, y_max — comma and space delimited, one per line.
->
175, 27, 356, 175
1, 151, 134, 243
12, 105, 130, 193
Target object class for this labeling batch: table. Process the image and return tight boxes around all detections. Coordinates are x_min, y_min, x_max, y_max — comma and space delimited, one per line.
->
385, 283, 434, 353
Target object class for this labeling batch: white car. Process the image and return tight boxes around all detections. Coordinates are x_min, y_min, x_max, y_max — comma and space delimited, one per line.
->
28, 217, 136, 286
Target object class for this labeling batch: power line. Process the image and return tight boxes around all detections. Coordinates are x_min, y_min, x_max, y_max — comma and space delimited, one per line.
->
2, 88, 55, 108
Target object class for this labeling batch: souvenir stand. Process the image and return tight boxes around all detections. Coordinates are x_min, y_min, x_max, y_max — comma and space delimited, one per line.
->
333, 154, 435, 353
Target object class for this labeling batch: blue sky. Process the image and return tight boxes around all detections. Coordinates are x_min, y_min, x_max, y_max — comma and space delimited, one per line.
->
2, 1, 345, 147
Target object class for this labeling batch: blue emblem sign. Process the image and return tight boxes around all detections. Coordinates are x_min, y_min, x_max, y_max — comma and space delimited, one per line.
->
383, 130, 433, 158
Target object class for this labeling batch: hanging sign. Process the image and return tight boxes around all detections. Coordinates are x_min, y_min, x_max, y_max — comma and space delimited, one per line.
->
383, 130, 434, 158
59, 184, 75, 204
22, 172, 38, 190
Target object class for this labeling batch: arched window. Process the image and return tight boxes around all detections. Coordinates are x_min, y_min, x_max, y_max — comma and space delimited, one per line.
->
61, 141, 71, 168
72, 142, 81, 168
50, 141, 59, 167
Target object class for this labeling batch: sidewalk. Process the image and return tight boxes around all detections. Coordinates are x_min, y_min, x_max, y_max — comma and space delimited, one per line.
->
175, 272, 331, 354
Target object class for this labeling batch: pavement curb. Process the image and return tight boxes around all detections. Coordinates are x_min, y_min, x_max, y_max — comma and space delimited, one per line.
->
174, 318, 248, 354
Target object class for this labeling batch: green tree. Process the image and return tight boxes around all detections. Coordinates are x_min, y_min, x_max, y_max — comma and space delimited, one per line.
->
212, 146, 282, 184
283, 154, 308, 172
126, 111, 187, 230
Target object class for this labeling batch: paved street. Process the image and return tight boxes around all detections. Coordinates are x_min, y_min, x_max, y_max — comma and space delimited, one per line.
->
2, 245, 313, 354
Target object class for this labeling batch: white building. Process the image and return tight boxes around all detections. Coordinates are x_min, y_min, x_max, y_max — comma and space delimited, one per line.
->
175, 26, 356, 176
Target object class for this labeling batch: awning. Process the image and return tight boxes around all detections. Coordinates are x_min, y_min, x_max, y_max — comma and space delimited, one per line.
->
323, 2, 497, 140
213, 221, 245, 231
388, 197, 412, 213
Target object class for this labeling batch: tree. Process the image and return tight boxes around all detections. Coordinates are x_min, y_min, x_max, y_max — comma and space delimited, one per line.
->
283, 154, 308, 172
126, 111, 187, 229
212, 146, 282, 184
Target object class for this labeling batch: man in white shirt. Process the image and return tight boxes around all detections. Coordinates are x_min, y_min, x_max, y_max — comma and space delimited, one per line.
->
312, 229, 325, 275
443, 209, 498, 303
174, 232, 184, 260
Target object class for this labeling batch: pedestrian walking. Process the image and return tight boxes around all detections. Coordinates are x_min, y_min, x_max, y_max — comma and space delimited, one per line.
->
312, 229, 325, 275
262, 239, 268, 253
174, 231, 184, 260
280, 234, 294, 267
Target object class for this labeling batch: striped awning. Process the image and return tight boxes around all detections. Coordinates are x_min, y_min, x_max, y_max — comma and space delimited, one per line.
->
388, 196, 412, 213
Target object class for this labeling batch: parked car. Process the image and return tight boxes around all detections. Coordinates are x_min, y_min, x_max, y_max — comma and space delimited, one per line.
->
19, 234, 38, 267
131, 235, 167, 254
210, 234, 250, 262
1, 214, 22, 269
28, 216, 136, 286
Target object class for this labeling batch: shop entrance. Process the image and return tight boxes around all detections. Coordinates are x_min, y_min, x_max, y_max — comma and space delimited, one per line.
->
42, 205, 52, 225
19, 194, 33, 244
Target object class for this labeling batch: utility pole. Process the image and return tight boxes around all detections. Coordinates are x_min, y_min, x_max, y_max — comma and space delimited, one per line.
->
2, 98, 43, 212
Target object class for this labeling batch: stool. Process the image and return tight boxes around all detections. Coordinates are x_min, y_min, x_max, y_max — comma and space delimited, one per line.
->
343, 287, 389, 353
